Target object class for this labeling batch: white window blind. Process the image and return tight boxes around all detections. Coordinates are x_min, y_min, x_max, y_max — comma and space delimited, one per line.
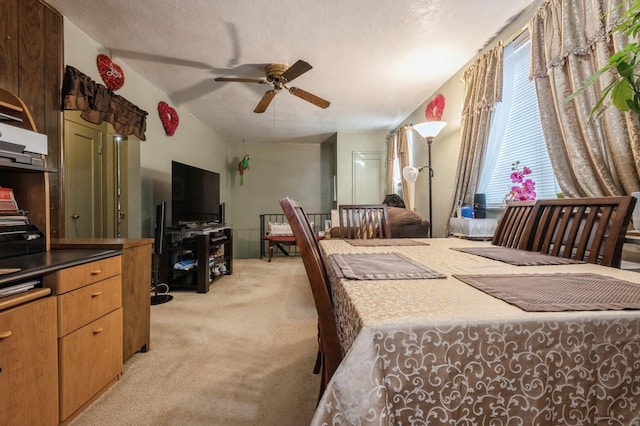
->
478, 34, 559, 208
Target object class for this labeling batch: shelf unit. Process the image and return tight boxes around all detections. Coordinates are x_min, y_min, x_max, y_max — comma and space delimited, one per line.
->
0, 90, 57, 425
159, 226, 233, 293
0, 89, 53, 250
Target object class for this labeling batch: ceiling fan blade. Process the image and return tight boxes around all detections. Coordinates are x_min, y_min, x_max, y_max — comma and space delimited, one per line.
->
215, 77, 267, 84
289, 87, 330, 109
282, 60, 312, 83
254, 90, 277, 113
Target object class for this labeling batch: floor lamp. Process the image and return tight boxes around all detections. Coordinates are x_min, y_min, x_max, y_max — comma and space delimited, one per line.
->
402, 121, 447, 238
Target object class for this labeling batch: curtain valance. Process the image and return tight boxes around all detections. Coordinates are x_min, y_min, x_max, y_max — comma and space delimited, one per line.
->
61, 65, 148, 141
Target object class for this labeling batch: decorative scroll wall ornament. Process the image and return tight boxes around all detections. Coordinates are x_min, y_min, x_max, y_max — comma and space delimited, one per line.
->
157, 101, 179, 136
61, 66, 148, 140
96, 54, 125, 91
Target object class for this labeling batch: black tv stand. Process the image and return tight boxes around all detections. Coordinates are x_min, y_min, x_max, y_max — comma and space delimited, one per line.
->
159, 226, 233, 293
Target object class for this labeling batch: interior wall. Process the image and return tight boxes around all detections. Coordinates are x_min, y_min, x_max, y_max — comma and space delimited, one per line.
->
335, 130, 389, 206
61, 20, 229, 239
227, 139, 334, 258
397, 0, 544, 237
60, 4, 543, 250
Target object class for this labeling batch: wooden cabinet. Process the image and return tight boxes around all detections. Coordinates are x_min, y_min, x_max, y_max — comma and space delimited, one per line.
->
0, 0, 64, 238
160, 227, 233, 293
44, 256, 123, 423
0, 293, 58, 426
51, 238, 154, 362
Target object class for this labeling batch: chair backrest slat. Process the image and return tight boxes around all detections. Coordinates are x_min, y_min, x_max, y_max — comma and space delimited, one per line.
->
492, 201, 536, 248
338, 204, 391, 239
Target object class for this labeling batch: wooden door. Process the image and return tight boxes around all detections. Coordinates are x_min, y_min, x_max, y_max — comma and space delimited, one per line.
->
64, 119, 104, 238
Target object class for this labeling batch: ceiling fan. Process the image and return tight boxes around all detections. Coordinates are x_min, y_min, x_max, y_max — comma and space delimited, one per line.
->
215, 60, 331, 113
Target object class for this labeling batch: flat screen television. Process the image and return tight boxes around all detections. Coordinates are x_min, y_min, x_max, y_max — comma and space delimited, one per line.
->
171, 161, 220, 226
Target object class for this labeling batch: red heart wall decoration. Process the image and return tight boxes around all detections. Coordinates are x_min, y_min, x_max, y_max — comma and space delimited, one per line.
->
96, 54, 125, 91
425, 93, 446, 121
158, 101, 179, 136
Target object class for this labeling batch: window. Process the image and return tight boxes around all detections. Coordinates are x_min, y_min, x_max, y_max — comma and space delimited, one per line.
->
478, 32, 559, 208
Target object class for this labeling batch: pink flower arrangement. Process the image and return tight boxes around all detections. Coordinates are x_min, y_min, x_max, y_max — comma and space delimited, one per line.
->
508, 161, 536, 201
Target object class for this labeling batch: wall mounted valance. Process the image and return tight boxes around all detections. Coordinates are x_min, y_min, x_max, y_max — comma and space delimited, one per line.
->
61, 65, 148, 141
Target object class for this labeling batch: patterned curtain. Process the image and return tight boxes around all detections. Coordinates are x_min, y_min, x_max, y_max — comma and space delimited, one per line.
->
386, 133, 396, 195
447, 43, 504, 225
397, 126, 413, 210
530, 0, 640, 196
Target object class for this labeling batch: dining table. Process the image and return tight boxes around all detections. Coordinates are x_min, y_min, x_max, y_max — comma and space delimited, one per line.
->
312, 237, 640, 425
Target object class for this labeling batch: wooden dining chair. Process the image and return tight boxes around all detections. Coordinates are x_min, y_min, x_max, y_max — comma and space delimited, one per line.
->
279, 197, 342, 399
338, 204, 392, 239
491, 200, 536, 248
520, 196, 636, 267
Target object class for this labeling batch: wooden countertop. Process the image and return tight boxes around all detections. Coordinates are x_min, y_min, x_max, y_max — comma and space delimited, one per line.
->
0, 249, 122, 286
51, 238, 154, 250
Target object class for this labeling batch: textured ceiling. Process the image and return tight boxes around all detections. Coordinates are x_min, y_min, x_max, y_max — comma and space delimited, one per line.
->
46, 0, 534, 144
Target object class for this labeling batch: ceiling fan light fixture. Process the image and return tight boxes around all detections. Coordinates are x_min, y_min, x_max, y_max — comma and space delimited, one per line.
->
215, 59, 330, 113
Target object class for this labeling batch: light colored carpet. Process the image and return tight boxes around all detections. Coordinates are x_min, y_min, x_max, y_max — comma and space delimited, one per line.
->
70, 258, 319, 426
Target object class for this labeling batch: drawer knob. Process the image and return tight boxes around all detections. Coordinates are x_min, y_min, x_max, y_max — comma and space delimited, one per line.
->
91, 291, 103, 297
93, 328, 104, 334
0, 330, 13, 339
90, 270, 102, 275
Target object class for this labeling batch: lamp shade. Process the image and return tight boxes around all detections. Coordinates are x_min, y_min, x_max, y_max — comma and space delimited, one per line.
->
402, 166, 420, 183
413, 121, 447, 139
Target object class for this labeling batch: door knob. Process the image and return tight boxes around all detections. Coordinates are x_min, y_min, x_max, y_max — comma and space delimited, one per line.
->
119, 211, 126, 219
71, 213, 80, 220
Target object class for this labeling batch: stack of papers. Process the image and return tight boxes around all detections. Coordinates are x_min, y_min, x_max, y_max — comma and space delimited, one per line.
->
0, 186, 28, 226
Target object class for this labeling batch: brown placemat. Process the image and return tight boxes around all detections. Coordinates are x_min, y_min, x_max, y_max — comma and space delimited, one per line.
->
330, 252, 445, 280
451, 246, 584, 266
453, 273, 640, 311
346, 239, 428, 247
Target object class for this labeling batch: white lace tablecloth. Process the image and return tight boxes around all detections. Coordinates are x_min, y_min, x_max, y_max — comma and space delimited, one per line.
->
312, 238, 640, 425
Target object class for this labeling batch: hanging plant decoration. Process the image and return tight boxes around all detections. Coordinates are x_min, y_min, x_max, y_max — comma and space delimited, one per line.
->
157, 101, 179, 136
425, 93, 446, 121
96, 54, 125, 91
238, 155, 250, 186
238, 140, 250, 186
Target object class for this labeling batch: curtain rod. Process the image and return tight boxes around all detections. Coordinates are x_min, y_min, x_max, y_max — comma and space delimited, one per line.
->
504, 25, 528, 46
389, 123, 412, 136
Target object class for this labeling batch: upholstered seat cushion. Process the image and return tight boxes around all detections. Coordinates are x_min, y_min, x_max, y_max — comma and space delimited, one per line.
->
330, 206, 430, 238
387, 206, 430, 238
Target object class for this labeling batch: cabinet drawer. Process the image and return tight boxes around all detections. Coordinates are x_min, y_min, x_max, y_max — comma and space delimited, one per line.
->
44, 256, 121, 294
59, 307, 123, 422
0, 297, 58, 426
57, 276, 122, 337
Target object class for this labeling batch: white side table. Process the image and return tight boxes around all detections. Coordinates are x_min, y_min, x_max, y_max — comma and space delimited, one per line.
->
449, 217, 498, 240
